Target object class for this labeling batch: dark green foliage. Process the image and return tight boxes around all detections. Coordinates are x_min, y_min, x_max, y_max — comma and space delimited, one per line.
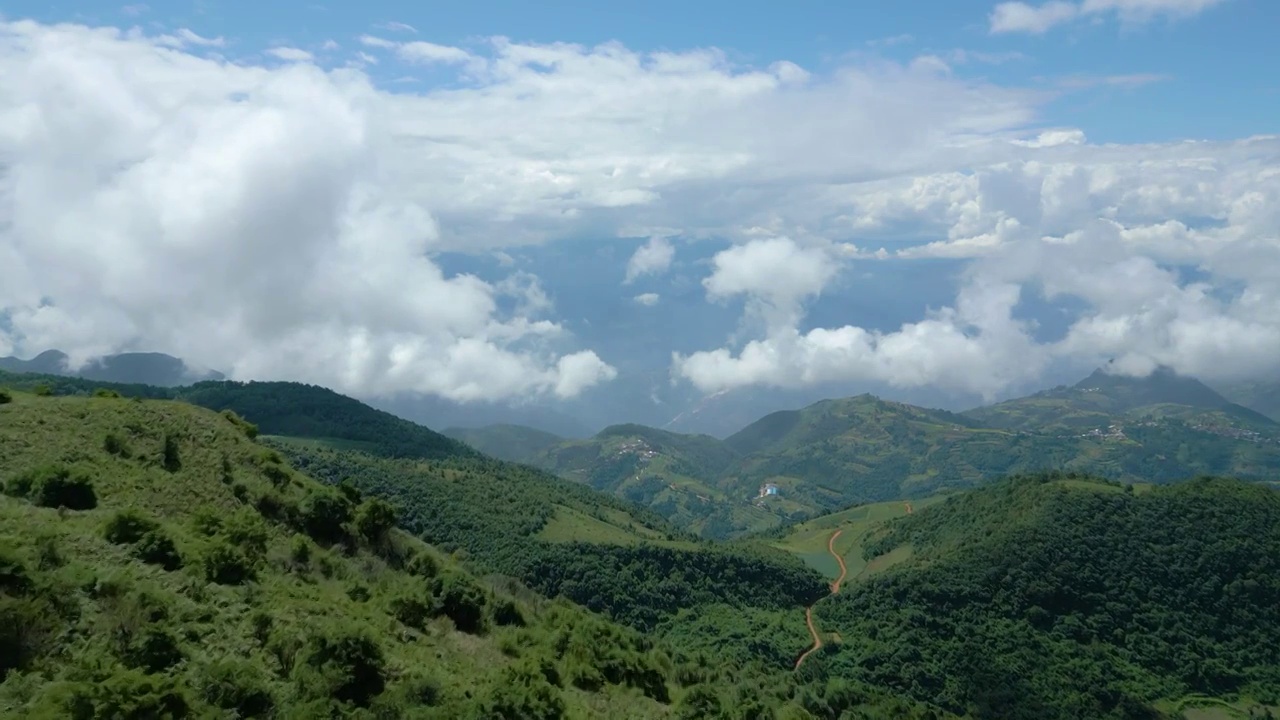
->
25, 466, 98, 510
93, 388, 121, 399
431, 571, 488, 634
220, 409, 259, 439
492, 596, 526, 627
92, 670, 190, 718
292, 626, 387, 707
814, 475, 1280, 720
103, 432, 131, 457
6, 464, 97, 510
134, 530, 183, 571
281, 445, 824, 633
33, 384, 53, 396
298, 488, 352, 545
178, 379, 480, 461
198, 658, 274, 717
161, 433, 182, 472
354, 497, 397, 546
104, 510, 160, 545
0, 388, 11, 404
476, 661, 567, 720
201, 541, 256, 585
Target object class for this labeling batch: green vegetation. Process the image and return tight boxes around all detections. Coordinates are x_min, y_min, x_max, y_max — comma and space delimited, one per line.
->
805, 473, 1280, 720
444, 423, 567, 463
0, 388, 949, 718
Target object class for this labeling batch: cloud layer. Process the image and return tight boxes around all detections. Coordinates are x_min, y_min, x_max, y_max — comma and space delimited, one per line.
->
2, 14, 1276, 407
990, 0, 1231, 34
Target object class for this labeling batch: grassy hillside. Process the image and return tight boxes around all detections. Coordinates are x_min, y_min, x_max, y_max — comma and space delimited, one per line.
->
0, 388, 952, 719
768, 495, 949, 579
1218, 379, 1280, 424
0, 391, 679, 718
443, 424, 566, 464
806, 474, 1280, 720
529, 424, 784, 538
968, 367, 1275, 433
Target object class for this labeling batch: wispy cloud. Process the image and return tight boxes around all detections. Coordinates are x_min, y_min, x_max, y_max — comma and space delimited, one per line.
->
121, 3, 148, 15
377, 21, 418, 34
266, 46, 313, 62
867, 33, 914, 48
990, 0, 1232, 34
358, 34, 397, 49
154, 27, 225, 49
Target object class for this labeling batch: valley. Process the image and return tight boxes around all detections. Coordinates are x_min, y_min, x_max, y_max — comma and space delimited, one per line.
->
3, 369, 1280, 719
445, 367, 1280, 539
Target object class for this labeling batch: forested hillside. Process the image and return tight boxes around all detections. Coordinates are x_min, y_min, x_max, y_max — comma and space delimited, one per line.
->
0, 386, 951, 719
806, 474, 1280, 720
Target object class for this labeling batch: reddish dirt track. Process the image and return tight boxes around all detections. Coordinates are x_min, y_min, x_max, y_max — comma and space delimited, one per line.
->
795, 528, 847, 670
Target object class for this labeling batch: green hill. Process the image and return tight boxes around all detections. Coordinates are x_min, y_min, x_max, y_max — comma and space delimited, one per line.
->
527, 424, 783, 538
0, 391, 677, 718
1218, 378, 1280, 424
0, 386, 950, 719
806, 474, 1280, 720
442, 424, 566, 464
967, 366, 1276, 432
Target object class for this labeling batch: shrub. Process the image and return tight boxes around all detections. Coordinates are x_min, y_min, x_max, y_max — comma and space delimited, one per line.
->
220, 410, 259, 439
161, 433, 181, 472
199, 657, 275, 718
33, 384, 53, 397
103, 432, 132, 458
293, 627, 387, 708
432, 572, 488, 635
0, 389, 12, 404
477, 663, 567, 720
104, 510, 160, 545
202, 542, 256, 586
390, 593, 433, 630
31, 469, 97, 510
355, 498, 397, 546
405, 552, 440, 579
121, 627, 184, 673
299, 490, 353, 545
93, 388, 121, 399
93, 670, 189, 719
493, 597, 526, 627
134, 531, 183, 571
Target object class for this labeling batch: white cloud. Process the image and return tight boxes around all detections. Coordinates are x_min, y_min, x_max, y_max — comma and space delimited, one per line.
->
702, 237, 839, 328
990, 0, 1230, 33
121, 4, 148, 15
266, 46, 313, 62
378, 21, 417, 34
623, 236, 675, 283
357, 34, 397, 49
0, 19, 615, 403
2, 17, 1276, 405
990, 1, 1080, 33
633, 293, 660, 306
675, 138, 1280, 398
397, 41, 472, 65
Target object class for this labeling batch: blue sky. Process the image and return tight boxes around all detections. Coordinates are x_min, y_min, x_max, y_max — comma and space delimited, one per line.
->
3, 1, 1280, 436
15, 0, 1278, 142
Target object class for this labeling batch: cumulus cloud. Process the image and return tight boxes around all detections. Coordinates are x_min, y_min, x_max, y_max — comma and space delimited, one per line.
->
2, 15, 1276, 406
623, 237, 676, 283
674, 137, 1280, 398
633, 293, 660, 306
0, 19, 614, 403
990, 0, 1231, 34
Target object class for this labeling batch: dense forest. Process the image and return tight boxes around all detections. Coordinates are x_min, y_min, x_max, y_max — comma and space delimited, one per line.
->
808, 474, 1280, 720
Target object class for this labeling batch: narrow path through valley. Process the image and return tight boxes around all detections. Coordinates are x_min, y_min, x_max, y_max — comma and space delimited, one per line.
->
795, 528, 846, 670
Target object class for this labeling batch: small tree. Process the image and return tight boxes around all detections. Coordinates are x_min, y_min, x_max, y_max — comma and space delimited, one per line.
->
162, 434, 182, 473
0, 389, 12, 405
354, 499, 397, 546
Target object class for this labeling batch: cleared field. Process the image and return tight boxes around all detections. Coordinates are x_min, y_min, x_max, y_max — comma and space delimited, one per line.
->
770, 495, 947, 580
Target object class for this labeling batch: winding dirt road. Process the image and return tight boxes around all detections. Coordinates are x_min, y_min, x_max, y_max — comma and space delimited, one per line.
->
794, 528, 846, 669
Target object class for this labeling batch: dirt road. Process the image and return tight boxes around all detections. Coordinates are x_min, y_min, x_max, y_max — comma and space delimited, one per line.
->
795, 528, 847, 669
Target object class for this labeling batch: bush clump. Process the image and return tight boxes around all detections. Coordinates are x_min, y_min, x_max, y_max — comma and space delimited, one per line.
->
104, 511, 160, 545
134, 531, 183, 571
0, 389, 12, 404
103, 432, 132, 458
9, 465, 98, 510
